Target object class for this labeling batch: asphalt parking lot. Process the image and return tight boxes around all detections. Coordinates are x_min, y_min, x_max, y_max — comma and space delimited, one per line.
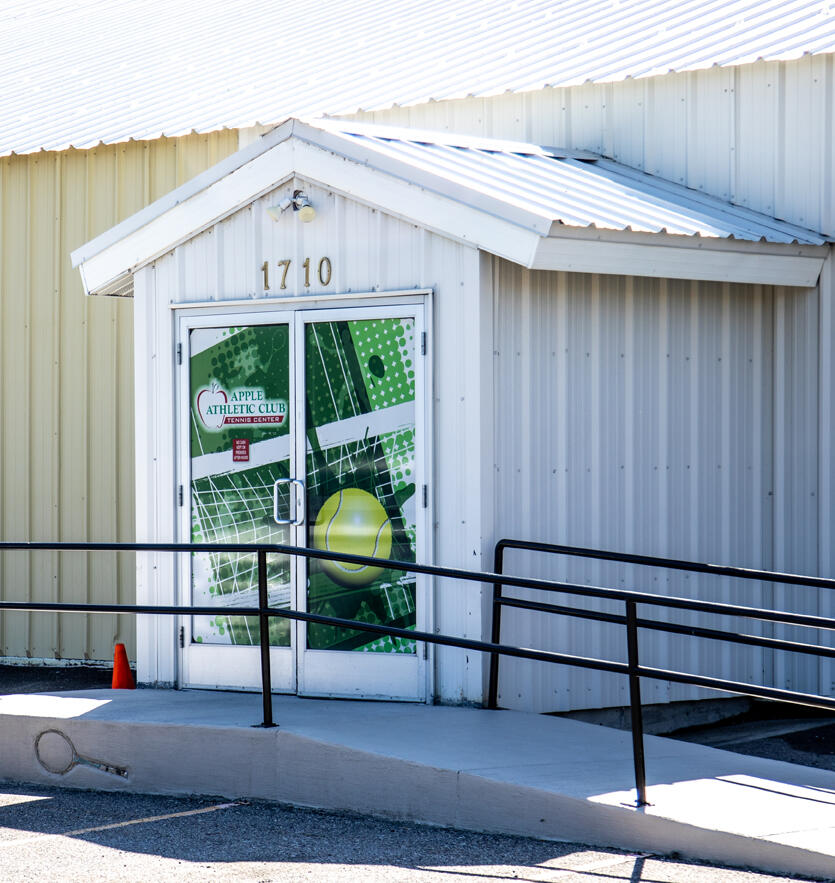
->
0, 783, 823, 883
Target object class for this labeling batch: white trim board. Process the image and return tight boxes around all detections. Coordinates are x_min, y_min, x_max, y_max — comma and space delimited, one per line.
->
531, 235, 826, 286
168, 288, 434, 311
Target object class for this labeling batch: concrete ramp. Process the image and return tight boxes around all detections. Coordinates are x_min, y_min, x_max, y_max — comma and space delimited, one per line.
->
0, 690, 833, 879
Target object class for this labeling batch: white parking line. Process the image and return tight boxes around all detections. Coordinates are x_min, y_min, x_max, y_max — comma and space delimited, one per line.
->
0, 800, 243, 847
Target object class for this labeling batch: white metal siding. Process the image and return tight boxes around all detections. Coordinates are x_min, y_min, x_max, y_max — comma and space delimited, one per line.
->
488, 257, 824, 712
138, 181, 487, 702
354, 56, 835, 240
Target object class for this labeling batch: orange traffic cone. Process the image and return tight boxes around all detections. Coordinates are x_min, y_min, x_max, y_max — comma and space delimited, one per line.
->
111, 643, 135, 689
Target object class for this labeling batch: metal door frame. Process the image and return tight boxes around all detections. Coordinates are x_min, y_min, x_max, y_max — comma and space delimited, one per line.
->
173, 290, 434, 701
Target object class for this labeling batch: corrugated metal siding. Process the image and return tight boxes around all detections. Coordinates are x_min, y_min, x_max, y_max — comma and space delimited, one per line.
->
353, 55, 835, 239
3, 0, 835, 156
144, 182, 486, 701
0, 130, 239, 663
489, 256, 823, 712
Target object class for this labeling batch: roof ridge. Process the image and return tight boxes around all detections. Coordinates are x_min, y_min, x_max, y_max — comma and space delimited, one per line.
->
311, 118, 594, 158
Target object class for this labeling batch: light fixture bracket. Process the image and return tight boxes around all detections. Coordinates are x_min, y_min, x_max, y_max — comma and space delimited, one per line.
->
267, 190, 316, 222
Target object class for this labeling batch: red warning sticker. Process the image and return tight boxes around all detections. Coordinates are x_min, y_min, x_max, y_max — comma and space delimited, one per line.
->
232, 439, 250, 462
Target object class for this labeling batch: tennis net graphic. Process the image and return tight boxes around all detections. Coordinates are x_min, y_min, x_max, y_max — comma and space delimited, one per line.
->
189, 317, 418, 652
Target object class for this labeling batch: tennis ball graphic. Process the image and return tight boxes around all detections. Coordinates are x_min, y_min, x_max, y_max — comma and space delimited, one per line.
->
313, 488, 392, 587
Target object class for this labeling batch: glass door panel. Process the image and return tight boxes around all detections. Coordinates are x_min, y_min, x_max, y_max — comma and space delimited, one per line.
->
304, 317, 417, 650
180, 305, 426, 699
298, 310, 425, 700
183, 320, 296, 690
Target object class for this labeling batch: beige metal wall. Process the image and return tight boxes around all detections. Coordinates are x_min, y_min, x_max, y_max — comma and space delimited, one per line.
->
0, 130, 239, 663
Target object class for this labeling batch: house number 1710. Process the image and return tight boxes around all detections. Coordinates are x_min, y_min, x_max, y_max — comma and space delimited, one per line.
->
262, 257, 332, 290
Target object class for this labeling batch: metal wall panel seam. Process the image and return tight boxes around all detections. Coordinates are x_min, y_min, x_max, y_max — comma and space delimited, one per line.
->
818, 256, 835, 696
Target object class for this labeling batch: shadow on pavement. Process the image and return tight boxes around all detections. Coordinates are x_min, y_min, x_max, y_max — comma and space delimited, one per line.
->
0, 664, 115, 694
0, 783, 779, 882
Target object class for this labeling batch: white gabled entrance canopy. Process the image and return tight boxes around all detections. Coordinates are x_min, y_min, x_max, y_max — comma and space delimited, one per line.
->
66, 113, 835, 717
72, 118, 830, 295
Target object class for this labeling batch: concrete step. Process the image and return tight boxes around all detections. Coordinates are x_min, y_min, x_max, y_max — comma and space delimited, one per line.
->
0, 690, 833, 879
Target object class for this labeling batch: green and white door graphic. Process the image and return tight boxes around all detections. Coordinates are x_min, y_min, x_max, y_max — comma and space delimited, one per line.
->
179, 305, 427, 700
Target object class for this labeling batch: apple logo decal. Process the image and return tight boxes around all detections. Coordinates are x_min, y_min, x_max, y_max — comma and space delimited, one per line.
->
196, 383, 227, 431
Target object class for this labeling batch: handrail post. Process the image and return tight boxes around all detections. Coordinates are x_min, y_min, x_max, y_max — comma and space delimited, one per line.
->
487, 542, 505, 709
625, 600, 648, 806
255, 548, 277, 728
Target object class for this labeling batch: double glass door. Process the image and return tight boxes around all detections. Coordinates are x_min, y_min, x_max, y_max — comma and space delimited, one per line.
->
178, 304, 427, 700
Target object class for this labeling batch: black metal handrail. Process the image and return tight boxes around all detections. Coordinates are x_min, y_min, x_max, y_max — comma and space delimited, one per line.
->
1, 539, 834, 808
488, 537, 835, 805
492, 539, 835, 591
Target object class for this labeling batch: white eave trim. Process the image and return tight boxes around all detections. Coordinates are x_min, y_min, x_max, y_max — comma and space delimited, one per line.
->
77, 137, 295, 295
531, 232, 828, 287
72, 120, 829, 296
74, 137, 543, 295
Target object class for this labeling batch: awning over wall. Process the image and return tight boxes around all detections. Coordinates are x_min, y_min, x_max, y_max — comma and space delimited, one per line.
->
314, 122, 826, 245
73, 119, 830, 296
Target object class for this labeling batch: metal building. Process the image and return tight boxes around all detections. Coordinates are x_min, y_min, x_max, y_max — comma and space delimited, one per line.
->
72, 119, 832, 708
1, 2, 834, 710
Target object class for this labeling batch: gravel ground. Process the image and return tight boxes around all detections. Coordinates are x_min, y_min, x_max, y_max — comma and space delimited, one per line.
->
0, 784, 824, 883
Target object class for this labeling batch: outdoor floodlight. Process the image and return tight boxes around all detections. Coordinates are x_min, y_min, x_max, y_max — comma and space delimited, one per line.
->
267, 190, 316, 223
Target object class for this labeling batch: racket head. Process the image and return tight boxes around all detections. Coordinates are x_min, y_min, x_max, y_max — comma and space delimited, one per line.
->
34, 729, 77, 775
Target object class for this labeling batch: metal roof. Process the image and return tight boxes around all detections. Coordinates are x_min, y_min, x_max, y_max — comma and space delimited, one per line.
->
310, 120, 828, 245
73, 119, 829, 303
4, 0, 835, 157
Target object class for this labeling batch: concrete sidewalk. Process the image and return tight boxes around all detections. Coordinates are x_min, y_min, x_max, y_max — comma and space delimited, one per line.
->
0, 690, 833, 879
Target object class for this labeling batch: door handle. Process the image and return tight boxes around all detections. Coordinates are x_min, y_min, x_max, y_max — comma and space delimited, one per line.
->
273, 478, 306, 525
